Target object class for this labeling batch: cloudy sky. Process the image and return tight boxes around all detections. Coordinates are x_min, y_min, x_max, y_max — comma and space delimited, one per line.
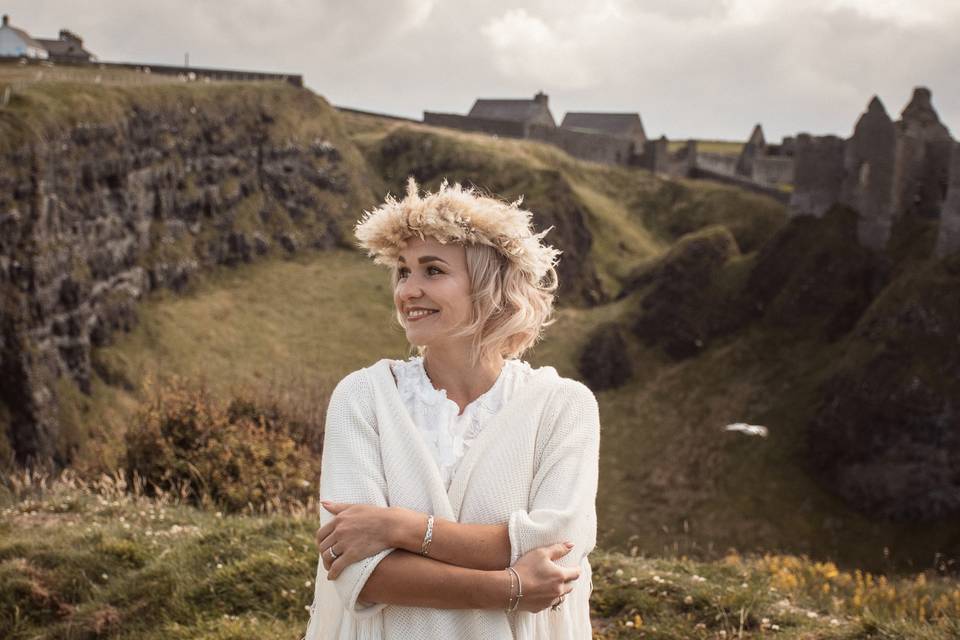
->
8, 0, 959, 141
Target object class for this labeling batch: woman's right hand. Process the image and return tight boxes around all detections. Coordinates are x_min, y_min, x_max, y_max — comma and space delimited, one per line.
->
510, 542, 580, 613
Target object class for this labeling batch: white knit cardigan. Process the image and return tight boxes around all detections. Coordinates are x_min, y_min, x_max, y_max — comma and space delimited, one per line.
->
304, 358, 600, 640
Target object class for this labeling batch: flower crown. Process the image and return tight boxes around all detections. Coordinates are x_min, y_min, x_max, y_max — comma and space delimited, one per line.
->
354, 177, 561, 281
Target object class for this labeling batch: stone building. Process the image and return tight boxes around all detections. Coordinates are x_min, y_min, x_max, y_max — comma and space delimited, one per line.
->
36, 29, 96, 63
424, 92, 640, 166
0, 15, 95, 62
467, 91, 556, 128
0, 14, 49, 59
560, 112, 647, 151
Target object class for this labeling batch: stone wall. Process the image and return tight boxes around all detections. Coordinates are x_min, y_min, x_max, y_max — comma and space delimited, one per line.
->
422, 112, 527, 139
935, 142, 960, 257
788, 134, 846, 218
5, 56, 303, 86
641, 136, 670, 173
688, 166, 790, 204
753, 156, 794, 186
528, 123, 634, 165
696, 152, 739, 176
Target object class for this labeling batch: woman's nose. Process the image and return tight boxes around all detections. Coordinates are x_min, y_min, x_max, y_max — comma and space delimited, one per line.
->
397, 277, 422, 301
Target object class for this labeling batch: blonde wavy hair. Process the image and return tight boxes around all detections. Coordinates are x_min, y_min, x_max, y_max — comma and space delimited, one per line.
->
356, 178, 560, 365
390, 242, 559, 365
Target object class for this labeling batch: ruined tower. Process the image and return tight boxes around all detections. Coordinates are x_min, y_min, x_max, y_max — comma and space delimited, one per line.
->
892, 87, 953, 219
840, 97, 897, 250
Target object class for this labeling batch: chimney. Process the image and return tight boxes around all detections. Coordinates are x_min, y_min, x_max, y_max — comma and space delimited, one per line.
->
2, 15, 9, 27
533, 91, 548, 106
59, 29, 82, 45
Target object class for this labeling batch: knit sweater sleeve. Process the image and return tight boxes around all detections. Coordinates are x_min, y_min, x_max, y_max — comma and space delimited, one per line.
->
317, 369, 394, 618
507, 379, 600, 568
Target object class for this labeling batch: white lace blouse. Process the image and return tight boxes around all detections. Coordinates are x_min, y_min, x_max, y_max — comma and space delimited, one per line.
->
390, 356, 534, 490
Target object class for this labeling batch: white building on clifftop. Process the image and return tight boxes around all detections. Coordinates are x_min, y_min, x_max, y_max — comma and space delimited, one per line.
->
0, 14, 49, 59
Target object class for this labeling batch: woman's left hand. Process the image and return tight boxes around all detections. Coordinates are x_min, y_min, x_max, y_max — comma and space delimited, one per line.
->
316, 501, 413, 580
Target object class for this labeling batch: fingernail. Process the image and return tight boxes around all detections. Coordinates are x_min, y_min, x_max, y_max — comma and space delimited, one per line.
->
565, 542, 575, 548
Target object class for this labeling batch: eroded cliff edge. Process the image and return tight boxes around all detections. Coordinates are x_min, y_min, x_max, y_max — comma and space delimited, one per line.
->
0, 82, 376, 464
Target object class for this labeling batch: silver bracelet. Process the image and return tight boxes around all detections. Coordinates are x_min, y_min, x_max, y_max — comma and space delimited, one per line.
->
420, 514, 434, 555
506, 566, 523, 612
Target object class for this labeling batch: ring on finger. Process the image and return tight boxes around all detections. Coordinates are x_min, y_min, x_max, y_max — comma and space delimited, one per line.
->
328, 546, 339, 560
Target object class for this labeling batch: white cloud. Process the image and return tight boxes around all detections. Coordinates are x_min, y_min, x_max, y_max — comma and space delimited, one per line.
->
481, 8, 595, 89
4, 0, 958, 140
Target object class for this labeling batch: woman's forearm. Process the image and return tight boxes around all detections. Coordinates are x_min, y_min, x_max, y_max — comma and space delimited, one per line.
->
393, 509, 511, 571
357, 549, 510, 609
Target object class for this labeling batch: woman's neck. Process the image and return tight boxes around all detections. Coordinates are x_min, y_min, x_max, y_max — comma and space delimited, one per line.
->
422, 346, 505, 415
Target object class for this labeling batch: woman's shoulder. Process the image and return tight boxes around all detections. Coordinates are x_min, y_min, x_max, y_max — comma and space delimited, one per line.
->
330, 359, 395, 400
513, 361, 597, 412
520, 361, 594, 396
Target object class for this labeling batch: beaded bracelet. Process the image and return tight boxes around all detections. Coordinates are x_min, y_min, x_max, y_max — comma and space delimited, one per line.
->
420, 514, 434, 556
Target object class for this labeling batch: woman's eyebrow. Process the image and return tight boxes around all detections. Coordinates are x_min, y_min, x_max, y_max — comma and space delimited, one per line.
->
397, 255, 449, 264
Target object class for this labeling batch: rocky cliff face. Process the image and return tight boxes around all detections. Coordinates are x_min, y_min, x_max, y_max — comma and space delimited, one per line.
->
0, 83, 372, 465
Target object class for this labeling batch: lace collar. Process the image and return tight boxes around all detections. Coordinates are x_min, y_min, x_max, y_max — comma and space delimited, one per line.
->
392, 356, 518, 417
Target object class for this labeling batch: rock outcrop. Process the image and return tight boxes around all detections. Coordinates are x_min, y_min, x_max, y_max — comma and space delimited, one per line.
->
808, 257, 960, 521
577, 322, 633, 391
0, 84, 369, 464
632, 226, 740, 359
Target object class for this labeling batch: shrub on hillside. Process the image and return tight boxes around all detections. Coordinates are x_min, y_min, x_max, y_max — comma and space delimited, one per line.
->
125, 378, 321, 513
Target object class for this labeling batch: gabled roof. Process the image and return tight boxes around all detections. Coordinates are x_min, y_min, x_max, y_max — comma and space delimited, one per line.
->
1, 20, 46, 50
560, 112, 645, 137
36, 38, 94, 59
468, 99, 550, 124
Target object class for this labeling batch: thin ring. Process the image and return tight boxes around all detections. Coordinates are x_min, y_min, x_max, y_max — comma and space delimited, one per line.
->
328, 547, 339, 560
551, 594, 564, 611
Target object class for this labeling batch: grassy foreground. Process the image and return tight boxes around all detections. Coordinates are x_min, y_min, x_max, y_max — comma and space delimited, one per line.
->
2, 474, 959, 640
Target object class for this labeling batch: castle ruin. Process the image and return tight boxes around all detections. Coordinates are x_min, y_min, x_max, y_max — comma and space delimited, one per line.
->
789, 87, 958, 255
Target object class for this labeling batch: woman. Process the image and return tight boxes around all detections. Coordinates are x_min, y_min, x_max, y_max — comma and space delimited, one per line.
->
304, 178, 601, 639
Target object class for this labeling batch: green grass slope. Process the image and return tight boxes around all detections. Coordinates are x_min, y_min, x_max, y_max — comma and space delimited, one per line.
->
2, 479, 957, 639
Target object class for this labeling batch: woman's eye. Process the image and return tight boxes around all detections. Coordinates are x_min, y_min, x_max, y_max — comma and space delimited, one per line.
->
397, 268, 409, 279
427, 266, 444, 275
